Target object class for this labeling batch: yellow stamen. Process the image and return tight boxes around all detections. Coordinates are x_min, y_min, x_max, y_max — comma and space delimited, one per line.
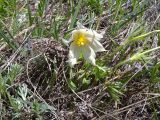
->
73, 31, 88, 46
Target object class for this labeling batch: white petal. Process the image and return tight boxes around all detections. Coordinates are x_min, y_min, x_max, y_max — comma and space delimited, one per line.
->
93, 30, 103, 39
76, 22, 86, 29
68, 43, 81, 66
71, 30, 78, 35
70, 43, 81, 58
85, 29, 103, 41
62, 38, 72, 46
82, 46, 96, 65
68, 49, 77, 67
89, 40, 106, 52
100, 29, 106, 36
68, 58, 77, 67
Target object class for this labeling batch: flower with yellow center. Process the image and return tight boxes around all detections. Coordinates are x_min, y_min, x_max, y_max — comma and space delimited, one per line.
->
68, 23, 106, 67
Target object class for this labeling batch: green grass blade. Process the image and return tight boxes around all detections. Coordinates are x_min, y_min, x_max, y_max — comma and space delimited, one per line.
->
0, 30, 17, 50
69, 0, 82, 29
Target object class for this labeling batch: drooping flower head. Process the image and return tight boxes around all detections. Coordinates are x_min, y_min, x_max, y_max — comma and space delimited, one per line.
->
68, 23, 106, 67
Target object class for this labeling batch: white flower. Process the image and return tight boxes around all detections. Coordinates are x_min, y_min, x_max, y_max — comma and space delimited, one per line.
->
68, 23, 106, 67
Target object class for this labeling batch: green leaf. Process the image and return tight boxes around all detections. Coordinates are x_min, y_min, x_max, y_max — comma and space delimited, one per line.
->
8, 64, 23, 84
18, 84, 28, 101
82, 78, 90, 85
40, 103, 56, 111
153, 109, 158, 120
68, 80, 77, 91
